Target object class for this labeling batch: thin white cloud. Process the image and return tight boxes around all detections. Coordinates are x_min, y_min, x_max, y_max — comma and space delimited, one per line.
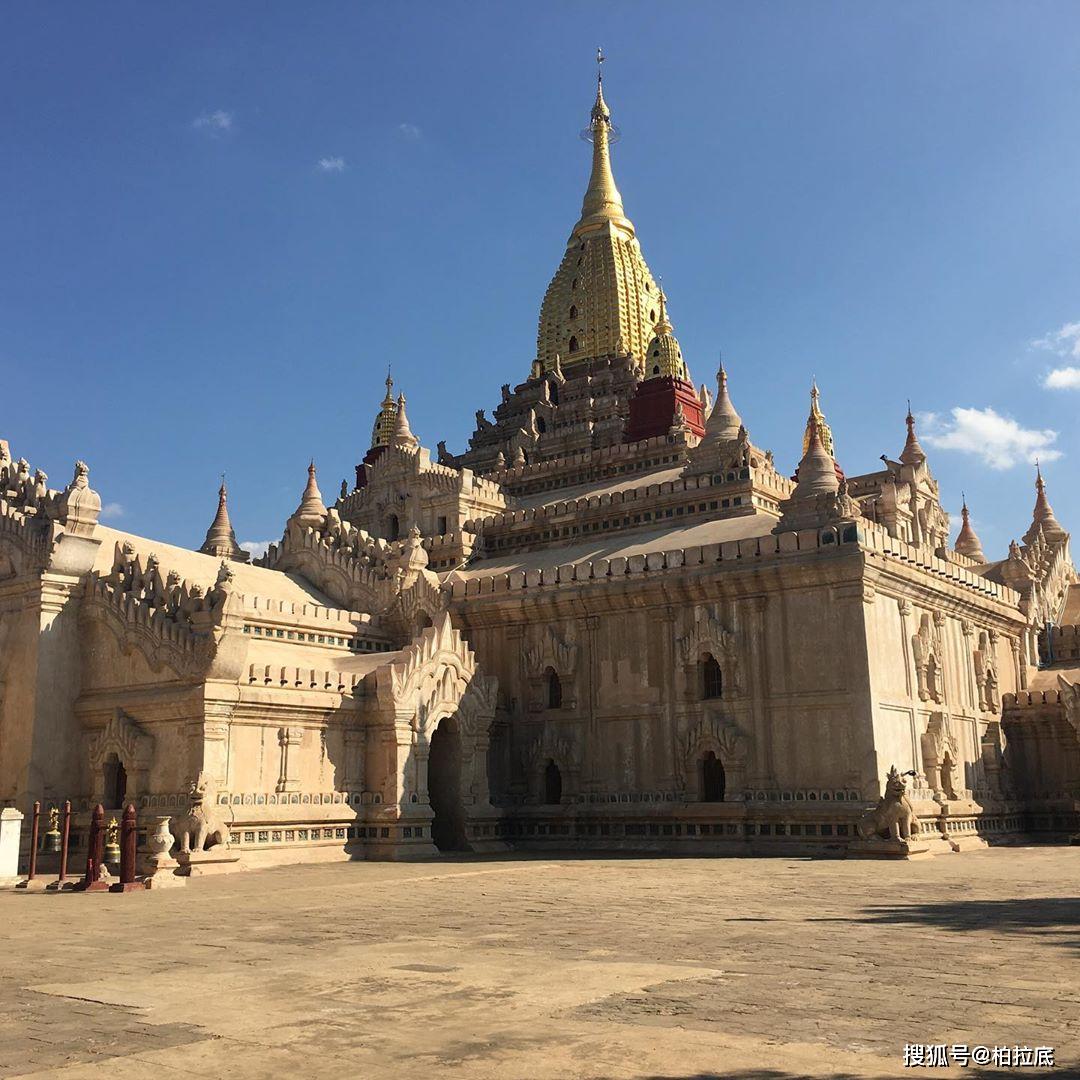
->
240, 540, 272, 559
100, 502, 125, 520
397, 122, 422, 140
317, 156, 346, 173
1044, 366, 1080, 390
921, 407, 1061, 470
1032, 321, 1080, 389
1031, 320, 1080, 359
192, 110, 233, 134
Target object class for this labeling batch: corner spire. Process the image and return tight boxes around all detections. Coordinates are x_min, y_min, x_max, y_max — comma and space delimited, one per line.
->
574, 50, 633, 240
290, 460, 327, 531
1023, 462, 1067, 545
899, 401, 927, 467
391, 392, 420, 449
199, 475, 249, 562
701, 358, 744, 442
792, 409, 840, 499
954, 494, 986, 562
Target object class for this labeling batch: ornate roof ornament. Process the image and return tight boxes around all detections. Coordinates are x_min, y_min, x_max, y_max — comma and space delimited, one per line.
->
954, 494, 986, 562
199, 476, 249, 562
290, 460, 328, 531
801, 380, 836, 459
1024, 461, 1067, 545
899, 402, 927, 467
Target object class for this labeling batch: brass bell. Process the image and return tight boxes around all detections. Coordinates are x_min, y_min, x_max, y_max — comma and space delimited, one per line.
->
104, 816, 121, 866
44, 806, 62, 854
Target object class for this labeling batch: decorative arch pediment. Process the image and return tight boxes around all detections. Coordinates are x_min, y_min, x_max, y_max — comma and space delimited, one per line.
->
87, 708, 154, 773
681, 713, 749, 771
676, 712, 750, 799
522, 624, 579, 678
675, 604, 737, 667
376, 612, 497, 741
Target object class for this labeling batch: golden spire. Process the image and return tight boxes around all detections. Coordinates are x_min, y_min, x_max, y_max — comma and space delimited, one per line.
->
802, 379, 836, 459
643, 285, 687, 381
573, 47, 633, 240
535, 52, 659, 372
370, 368, 398, 449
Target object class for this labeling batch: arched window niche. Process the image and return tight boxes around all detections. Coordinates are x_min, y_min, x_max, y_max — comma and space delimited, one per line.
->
545, 667, 562, 710
700, 653, 723, 700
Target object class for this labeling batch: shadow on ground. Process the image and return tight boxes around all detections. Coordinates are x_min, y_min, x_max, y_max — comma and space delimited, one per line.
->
842, 896, 1080, 951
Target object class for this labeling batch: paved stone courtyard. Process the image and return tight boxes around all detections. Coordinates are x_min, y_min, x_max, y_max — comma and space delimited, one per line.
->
0, 846, 1076, 1079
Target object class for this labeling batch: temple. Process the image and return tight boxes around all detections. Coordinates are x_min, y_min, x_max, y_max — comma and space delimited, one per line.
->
1, 59, 1077, 873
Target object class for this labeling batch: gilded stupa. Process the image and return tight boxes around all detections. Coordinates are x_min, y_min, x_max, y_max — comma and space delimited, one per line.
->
535, 50, 662, 373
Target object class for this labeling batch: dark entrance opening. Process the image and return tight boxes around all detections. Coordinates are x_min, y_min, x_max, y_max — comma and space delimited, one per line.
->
104, 754, 127, 809
544, 759, 562, 805
700, 751, 725, 802
429, 716, 467, 851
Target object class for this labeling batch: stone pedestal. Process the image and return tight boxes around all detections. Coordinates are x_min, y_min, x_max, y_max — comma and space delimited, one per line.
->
0, 808, 24, 887
847, 836, 932, 860
139, 815, 185, 888
175, 848, 242, 877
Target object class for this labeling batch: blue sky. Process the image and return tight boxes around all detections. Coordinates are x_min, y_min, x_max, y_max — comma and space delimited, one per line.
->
2, 2, 1078, 558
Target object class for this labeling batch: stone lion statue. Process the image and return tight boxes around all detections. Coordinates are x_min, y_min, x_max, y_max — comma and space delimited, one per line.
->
856, 766, 920, 841
170, 772, 231, 854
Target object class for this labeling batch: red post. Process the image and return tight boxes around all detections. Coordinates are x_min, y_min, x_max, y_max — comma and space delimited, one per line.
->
111, 803, 144, 892
27, 801, 40, 880
77, 804, 109, 891
58, 801, 72, 883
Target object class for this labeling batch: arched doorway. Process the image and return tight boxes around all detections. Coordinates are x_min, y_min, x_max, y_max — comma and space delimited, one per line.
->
103, 754, 127, 809
387, 514, 400, 541
428, 715, 467, 851
700, 751, 725, 802
544, 759, 562, 805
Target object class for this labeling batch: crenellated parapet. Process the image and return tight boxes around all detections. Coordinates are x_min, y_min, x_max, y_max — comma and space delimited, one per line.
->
1, 443, 101, 536
449, 519, 1020, 607
464, 463, 790, 559
1000, 528, 1076, 631
82, 542, 243, 677
0, 443, 103, 579
262, 515, 390, 613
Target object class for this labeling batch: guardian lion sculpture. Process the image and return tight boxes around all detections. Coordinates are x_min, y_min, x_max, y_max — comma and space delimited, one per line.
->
170, 772, 231, 853
856, 766, 920, 841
